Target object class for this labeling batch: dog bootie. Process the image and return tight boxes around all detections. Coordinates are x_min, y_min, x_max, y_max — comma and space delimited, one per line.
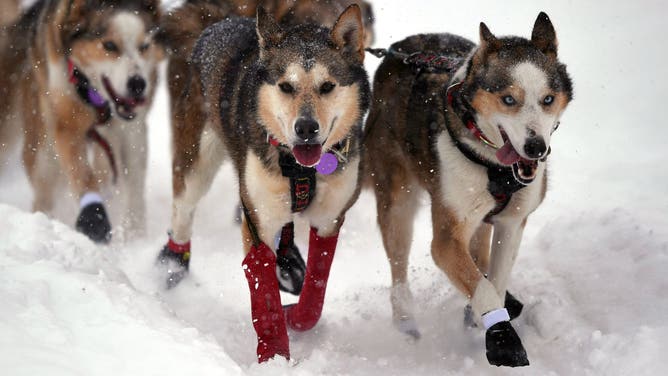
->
242, 242, 290, 362
285, 227, 338, 331
75, 202, 112, 243
275, 222, 306, 295
157, 237, 191, 289
485, 320, 529, 367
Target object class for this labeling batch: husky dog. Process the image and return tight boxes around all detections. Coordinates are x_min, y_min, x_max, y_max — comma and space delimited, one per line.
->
0, 0, 163, 242
159, 5, 369, 361
156, 0, 374, 293
365, 13, 572, 367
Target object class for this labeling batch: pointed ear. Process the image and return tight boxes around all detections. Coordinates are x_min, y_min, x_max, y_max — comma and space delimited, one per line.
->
58, 0, 90, 46
256, 6, 283, 51
331, 4, 365, 63
531, 12, 558, 57
479, 22, 501, 52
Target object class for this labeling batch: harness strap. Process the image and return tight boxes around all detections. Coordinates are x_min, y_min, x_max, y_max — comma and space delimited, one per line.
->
366, 47, 463, 74
279, 153, 317, 213
240, 200, 262, 247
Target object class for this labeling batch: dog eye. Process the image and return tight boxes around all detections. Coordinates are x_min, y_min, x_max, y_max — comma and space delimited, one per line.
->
319, 82, 336, 95
103, 41, 119, 53
279, 82, 295, 94
139, 43, 150, 53
502, 95, 516, 106
543, 95, 555, 105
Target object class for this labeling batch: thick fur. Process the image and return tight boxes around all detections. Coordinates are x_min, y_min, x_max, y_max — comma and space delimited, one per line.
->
0, 0, 21, 26
158, 0, 374, 196
365, 13, 572, 362
0, 0, 163, 238
167, 4, 370, 248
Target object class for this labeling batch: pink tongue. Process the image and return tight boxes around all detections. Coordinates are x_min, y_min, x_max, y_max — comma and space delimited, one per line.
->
292, 144, 322, 167
496, 141, 521, 166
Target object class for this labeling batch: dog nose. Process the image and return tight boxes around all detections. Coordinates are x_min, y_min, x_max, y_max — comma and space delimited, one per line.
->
294, 118, 319, 142
524, 136, 547, 159
127, 75, 146, 98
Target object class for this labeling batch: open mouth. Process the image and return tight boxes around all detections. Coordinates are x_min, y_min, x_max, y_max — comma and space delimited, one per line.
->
102, 77, 145, 120
292, 143, 323, 167
496, 128, 539, 183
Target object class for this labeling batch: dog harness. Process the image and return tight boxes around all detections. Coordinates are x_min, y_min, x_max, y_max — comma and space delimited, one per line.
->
444, 82, 536, 223
268, 136, 351, 213
67, 59, 118, 183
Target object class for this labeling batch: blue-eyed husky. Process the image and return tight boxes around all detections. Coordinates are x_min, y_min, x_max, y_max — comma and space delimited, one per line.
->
365, 13, 573, 367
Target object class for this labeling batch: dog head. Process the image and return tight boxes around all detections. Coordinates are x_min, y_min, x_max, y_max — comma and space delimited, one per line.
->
460, 12, 573, 179
60, 0, 163, 121
256, 4, 370, 167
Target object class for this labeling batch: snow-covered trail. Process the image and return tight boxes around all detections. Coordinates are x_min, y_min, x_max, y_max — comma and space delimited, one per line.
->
2, 0, 668, 375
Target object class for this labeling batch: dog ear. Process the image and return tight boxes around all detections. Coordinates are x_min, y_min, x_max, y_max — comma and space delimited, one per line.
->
256, 6, 283, 51
331, 4, 365, 63
139, 0, 161, 25
531, 12, 558, 57
479, 22, 501, 52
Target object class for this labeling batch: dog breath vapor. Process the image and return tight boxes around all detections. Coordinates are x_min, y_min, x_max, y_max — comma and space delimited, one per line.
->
2, 0, 668, 375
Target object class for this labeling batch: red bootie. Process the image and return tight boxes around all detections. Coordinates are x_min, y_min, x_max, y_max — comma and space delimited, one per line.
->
242, 242, 290, 362
285, 227, 338, 331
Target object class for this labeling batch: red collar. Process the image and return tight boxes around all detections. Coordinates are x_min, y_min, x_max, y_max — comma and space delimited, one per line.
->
446, 82, 498, 149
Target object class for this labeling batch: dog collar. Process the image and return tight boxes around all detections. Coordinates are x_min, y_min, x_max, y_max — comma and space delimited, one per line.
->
446, 82, 498, 149
443, 82, 536, 222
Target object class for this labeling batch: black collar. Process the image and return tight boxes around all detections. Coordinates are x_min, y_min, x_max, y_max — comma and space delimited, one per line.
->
443, 83, 534, 222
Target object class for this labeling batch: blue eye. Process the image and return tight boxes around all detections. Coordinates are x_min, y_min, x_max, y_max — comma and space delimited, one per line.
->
502, 95, 516, 106
543, 95, 555, 105
103, 41, 118, 53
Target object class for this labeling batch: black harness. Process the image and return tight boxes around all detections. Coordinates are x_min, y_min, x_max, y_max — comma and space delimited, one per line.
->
269, 136, 351, 213
443, 83, 535, 223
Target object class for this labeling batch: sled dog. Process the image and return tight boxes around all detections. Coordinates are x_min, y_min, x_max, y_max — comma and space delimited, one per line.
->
365, 13, 572, 367
158, 5, 369, 361
0, 0, 163, 242
156, 0, 375, 293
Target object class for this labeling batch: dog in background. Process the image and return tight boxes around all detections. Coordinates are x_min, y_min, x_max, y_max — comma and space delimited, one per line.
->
365, 13, 572, 367
159, 4, 369, 361
156, 0, 375, 293
0, 0, 163, 243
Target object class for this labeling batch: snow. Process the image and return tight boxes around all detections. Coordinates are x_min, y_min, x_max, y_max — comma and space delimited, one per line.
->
2, 0, 668, 375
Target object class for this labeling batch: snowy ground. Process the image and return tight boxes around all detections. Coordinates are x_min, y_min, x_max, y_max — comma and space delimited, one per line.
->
2, 0, 668, 375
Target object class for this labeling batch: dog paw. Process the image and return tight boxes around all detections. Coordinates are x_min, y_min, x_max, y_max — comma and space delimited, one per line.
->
75, 203, 112, 243
485, 321, 529, 367
505, 291, 524, 320
395, 317, 421, 340
276, 243, 305, 295
156, 245, 190, 289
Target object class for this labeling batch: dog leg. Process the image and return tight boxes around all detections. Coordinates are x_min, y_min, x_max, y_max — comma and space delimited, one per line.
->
470, 222, 493, 275
240, 208, 290, 363
158, 124, 225, 288
376, 181, 421, 339
431, 202, 528, 367
54, 119, 112, 243
120, 120, 148, 239
284, 226, 338, 332
488, 218, 527, 320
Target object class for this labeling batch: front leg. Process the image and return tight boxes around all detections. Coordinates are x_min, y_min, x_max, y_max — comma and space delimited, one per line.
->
54, 113, 111, 243
120, 120, 148, 239
430, 202, 528, 367
488, 218, 527, 319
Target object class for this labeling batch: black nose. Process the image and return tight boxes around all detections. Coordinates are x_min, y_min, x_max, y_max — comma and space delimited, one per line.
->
524, 136, 547, 159
127, 75, 146, 98
294, 118, 319, 142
